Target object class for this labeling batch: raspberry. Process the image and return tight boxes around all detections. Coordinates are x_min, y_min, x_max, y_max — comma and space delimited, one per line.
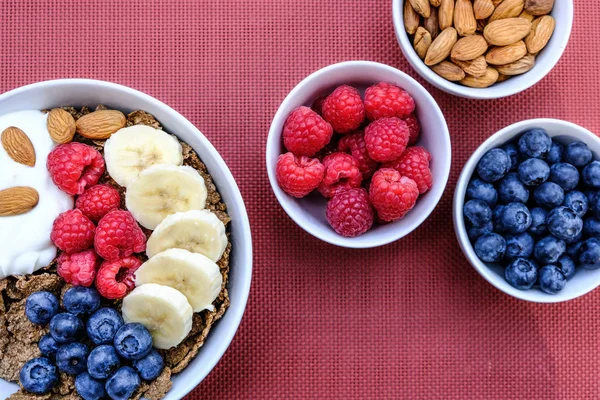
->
311, 95, 327, 116
57, 250, 99, 287
276, 152, 325, 198
364, 82, 415, 121
94, 210, 146, 261
322, 85, 365, 134
283, 106, 333, 157
369, 168, 419, 222
404, 113, 421, 145
76, 184, 121, 222
364, 117, 410, 162
47, 143, 105, 196
326, 188, 374, 237
51, 209, 96, 253
318, 152, 363, 198
384, 146, 433, 194
337, 131, 379, 179
95, 257, 142, 299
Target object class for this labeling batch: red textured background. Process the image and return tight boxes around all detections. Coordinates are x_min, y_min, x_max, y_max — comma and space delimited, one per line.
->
1, 1, 599, 398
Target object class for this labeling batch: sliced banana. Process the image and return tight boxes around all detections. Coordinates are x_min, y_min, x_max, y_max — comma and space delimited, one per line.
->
126, 165, 207, 230
122, 283, 193, 350
146, 210, 227, 262
104, 125, 183, 187
135, 248, 222, 312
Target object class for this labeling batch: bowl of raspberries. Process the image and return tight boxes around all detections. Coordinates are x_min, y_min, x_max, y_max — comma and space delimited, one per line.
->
454, 119, 600, 302
267, 61, 451, 248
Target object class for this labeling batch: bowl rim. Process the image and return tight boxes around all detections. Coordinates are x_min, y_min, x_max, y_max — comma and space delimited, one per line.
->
0, 78, 253, 397
453, 118, 600, 303
266, 60, 451, 248
391, 0, 574, 100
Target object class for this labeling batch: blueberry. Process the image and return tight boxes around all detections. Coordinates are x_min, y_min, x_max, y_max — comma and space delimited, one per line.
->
113, 323, 153, 360
463, 199, 492, 227
504, 233, 535, 261
582, 160, 600, 188
500, 202, 532, 234
556, 254, 576, 280
466, 178, 498, 206
518, 158, 550, 186
564, 190, 588, 218
105, 366, 141, 400
63, 286, 101, 315
583, 217, 600, 237
38, 334, 59, 359
467, 221, 493, 241
25, 291, 59, 325
498, 172, 529, 204
579, 237, 600, 269
586, 190, 599, 204
534, 236, 566, 264
518, 128, 552, 159
19, 357, 58, 394
477, 148, 511, 183
538, 265, 567, 294
549, 163, 579, 191
75, 372, 106, 400
49, 313, 84, 344
567, 241, 583, 259
55, 342, 89, 375
474, 233, 506, 262
591, 194, 600, 220
564, 141, 592, 167
87, 307, 124, 345
505, 258, 538, 290
493, 205, 506, 233
528, 207, 548, 236
133, 349, 164, 381
502, 143, 519, 171
547, 206, 583, 242
547, 141, 564, 164
534, 182, 564, 209
87, 345, 121, 380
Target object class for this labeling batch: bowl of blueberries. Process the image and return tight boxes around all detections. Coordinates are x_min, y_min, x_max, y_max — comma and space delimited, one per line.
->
453, 119, 600, 303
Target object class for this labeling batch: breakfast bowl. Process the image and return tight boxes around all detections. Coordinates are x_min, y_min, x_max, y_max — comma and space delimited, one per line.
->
392, 0, 573, 99
266, 61, 451, 248
454, 118, 600, 303
0, 79, 252, 398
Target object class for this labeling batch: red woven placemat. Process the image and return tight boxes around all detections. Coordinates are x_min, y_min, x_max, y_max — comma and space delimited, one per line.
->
1, 1, 599, 398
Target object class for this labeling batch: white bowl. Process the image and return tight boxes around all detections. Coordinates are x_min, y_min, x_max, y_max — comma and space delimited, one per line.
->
454, 119, 600, 303
0, 79, 253, 398
266, 61, 451, 248
392, 0, 574, 99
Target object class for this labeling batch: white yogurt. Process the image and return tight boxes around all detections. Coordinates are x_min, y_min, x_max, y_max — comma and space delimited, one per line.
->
0, 110, 73, 278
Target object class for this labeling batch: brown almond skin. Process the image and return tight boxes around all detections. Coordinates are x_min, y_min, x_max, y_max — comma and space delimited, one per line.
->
414, 27, 433, 59
497, 74, 511, 82
47, 108, 76, 144
524, 0, 554, 16
432, 61, 466, 81
425, 27, 458, 66
438, 0, 454, 30
474, 0, 495, 19
496, 54, 536, 75
486, 41, 528, 65
451, 35, 488, 61
454, 0, 477, 36
429, 0, 441, 6
0, 186, 39, 216
404, 0, 420, 35
460, 67, 500, 87
453, 56, 488, 77
519, 10, 535, 21
76, 110, 126, 139
409, 0, 431, 18
1, 127, 36, 167
423, 7, 440, 39
483, 18, 531, 46
489, 0, 524, 22
525, 15, 555, 53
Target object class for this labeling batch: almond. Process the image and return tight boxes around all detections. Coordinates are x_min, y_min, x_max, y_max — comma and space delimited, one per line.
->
451, 35, 488, 61
425, 27, 458, 66
453, 56, 488, 77
409, 0, 430, 18
429, 0, 441, 6
76, 110, 126, 140
432, 61, 465, 81
496, 54, 536, 75
489, 0, 524, 22
460, 67, 500, 87
519, 10, 535, 21
524, 0, 554, 16
492, 0, 504, 6
454, 0, 477, 36
438, 0, 454, 30
423, 7, 440, 39
404, 0, 420, 35
477, 18, 488, 32
1, 127, 36, 167
485, 40, 528, 65
525, 15, 555, 53
414, 27, 433, 59
47, 108, 76, 144
483, 18, 531, 46
0, 186, 39, 216
497, 74, 511, 82
474, 0, 495, 19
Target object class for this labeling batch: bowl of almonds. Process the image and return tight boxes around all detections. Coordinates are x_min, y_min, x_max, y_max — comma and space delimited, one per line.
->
392, 0, 573, 99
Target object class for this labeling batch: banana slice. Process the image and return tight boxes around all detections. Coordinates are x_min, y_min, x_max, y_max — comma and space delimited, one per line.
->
126, 165, 207, 230
104, 125, 183, 187
135, 248, 222, 312
121, 283, 193, 350
146, 210, 227, 262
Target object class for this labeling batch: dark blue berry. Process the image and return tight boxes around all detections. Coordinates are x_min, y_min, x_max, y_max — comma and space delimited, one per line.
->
547, 206, 583, 241
467, 221, 493, 241
566, 241, 583, 259
504, 233, 535, 261
55, 342, 89, 375
534, 182, 564, 209
534, 236, 566, 264
564, 190, 588, 218
549, 163, 579, 191
87, 345, 121, 380
585, 190, 599, 204
493, 205, 506, 233
477, 148, 511, 183
502, 143, 519, 171
63, 286, 101, 315
466, 178, 498, 206
75, 372, 106, 400
528, 207, 548, 236
474, 233, 506, 262
518, 158, 550, 186
556, 254, 576, 280
105, 366, 141, 400
49, 313, 84, 344
591, 194, 600, 220
564, 141, 592, 167
500, 202, 532, 234
579, 237, 600, 269
87, 307, 124, 345
505, 258, 538, 290
498, 172, 529, 204
463, 199, 492, 227
547, 141, 564, 164
38, 334, 59, 359
583, 217, 600, 238
518, 128, 552, 159
582, 160, 600, 188
25, 291, 59, 325
19, 357, 58, 394
539, 265, 567, 294
133, 349, 164, 381
114, 323, 153, 361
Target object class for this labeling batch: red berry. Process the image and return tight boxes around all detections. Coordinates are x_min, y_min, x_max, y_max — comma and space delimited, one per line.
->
57, 249, 100, 287
283, 106, 333, 157
94, 210, 146, 261
364, 117, 410, 162
326, 188, 374, 237
369, 168, 419, 222
51, 209, 95, 253
311, 95, 327, 116
364, 82, 415, 121
384, 147, 433, 194
337, 131, 379, 179
276, 152, 324, 198
404, 113, 421, 145
47, 143, 105, 195
318, 152, 363, 198
76, 184, 121, 222
322, 85, 365, 134
95, 256, 142, 299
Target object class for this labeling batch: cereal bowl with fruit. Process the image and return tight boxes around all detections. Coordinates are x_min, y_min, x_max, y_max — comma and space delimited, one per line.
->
454, 119, 600, 303
266, 61, 451, 248
0, 79, 252, 399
